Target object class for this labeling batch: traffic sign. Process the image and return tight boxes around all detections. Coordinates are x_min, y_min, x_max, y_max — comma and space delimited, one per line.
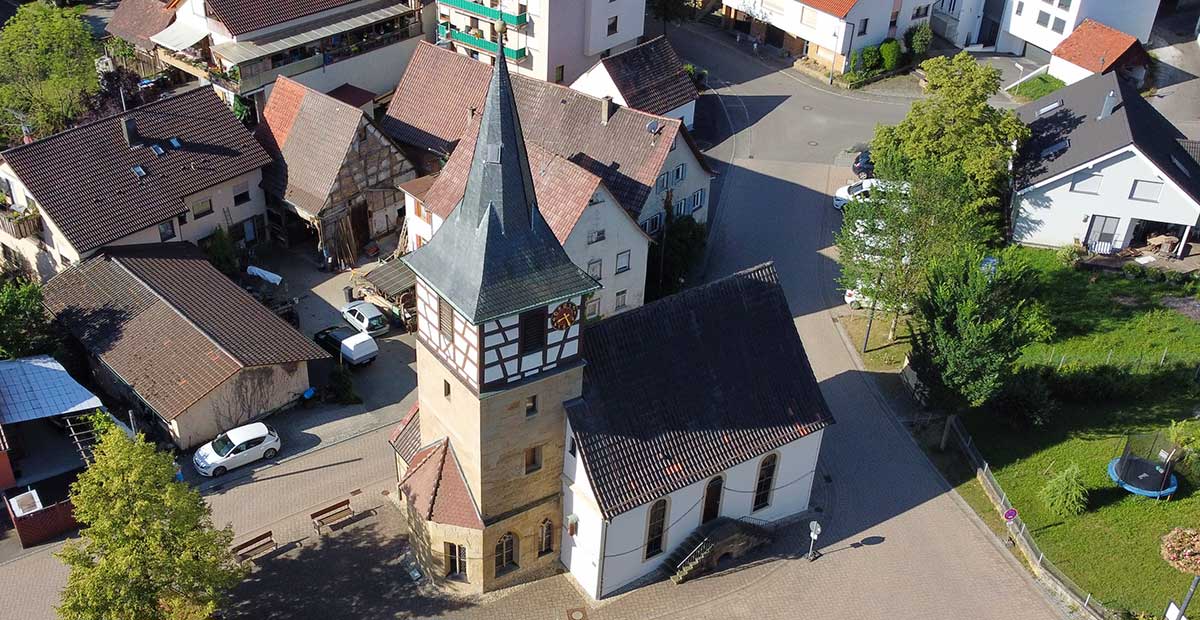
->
1003, 508, 1018, 522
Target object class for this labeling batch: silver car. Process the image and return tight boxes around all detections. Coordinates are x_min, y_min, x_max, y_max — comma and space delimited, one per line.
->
341, 300, 390, 337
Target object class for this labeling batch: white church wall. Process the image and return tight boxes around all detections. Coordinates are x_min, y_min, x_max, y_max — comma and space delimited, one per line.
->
561, 418, 606, 599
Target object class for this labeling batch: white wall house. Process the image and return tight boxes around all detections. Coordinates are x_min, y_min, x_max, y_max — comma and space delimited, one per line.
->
937, 0, 1161, 59
721, 0, 936, 73
1012, 72, 1200, 256
435, 0, 645, 84
570, 36, 700, 130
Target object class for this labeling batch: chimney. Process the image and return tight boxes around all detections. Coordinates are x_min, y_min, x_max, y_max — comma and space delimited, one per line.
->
1098, 89, 1117, 120
469, 105, 477, 118
600, 96, 613, 126
122, 117, 139, 147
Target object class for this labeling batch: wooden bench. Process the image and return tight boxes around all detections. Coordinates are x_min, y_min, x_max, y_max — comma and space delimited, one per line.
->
311, 499, 355, 534
232, 531, 276, 563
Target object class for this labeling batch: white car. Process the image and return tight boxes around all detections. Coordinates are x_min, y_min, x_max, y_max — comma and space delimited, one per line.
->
192, 422, 281, 477
833, 178, 881, 210
341, 300, 389, 337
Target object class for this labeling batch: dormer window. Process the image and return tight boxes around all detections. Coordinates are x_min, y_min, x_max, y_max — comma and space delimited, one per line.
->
519, 307, 547, 354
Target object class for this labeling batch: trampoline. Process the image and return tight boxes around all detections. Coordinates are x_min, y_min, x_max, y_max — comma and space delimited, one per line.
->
1107, 432, 1180, 499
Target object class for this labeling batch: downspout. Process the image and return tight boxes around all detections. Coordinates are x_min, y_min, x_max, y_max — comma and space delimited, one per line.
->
595, 518, 609, 599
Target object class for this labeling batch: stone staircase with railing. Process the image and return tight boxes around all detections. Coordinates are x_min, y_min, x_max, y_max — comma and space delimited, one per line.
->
662, 517, 773, 584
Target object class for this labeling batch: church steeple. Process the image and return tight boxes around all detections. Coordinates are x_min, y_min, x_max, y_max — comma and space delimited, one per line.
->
402, 56, 598, 325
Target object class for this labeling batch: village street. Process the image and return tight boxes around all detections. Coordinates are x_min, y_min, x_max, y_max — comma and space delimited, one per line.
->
12, 11, 1200, 618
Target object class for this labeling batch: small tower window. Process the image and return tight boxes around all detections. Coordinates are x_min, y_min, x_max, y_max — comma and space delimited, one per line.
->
438, 296, 454, 340
538, 519, 553, 555
443, 380, 451, 399
519, 307, 547, 353
524, 395, 538, 417
524, 446, 542, 474
495, 533, 517, 574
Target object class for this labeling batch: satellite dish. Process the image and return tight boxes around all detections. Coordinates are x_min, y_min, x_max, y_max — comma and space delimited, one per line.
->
646, 119, 661, 135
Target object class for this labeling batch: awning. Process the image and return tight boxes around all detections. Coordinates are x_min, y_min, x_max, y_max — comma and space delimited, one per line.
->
151, 19, 209, 52
0, 356, 103, 425
211, 0, 413, 65
365, 258, 416, 298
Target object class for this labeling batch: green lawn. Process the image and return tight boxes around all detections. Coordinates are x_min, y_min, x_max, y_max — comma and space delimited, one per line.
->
961, 248, 1200, 615
1010, 74, 1066, 101
838, 313, 915, 372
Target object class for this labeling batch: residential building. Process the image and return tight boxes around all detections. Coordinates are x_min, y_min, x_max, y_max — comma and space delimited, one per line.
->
720, 0, 937, 74
434, 0, 645, 84
0, 356, 105, 547
1047, 19, 1151, 87
570, 36, 701, 129
401, 117, 650, 318
254, 77, 417, 268
387, 56, 833, 599
1011, 72, 1200, 256
383, 42, 714, 236
43, 243, 331, 450
107, 0, 433, 121
0, 88, 272, 282
933, 0, 1159, 60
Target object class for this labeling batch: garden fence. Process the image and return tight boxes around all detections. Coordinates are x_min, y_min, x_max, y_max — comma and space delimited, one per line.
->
943, 416, 1117, 620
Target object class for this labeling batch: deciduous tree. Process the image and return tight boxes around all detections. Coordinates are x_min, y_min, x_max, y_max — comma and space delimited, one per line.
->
649, 0, 692, 36
0, 279, 51, 359
0, 3, 98, 143
58, 413, 244, 620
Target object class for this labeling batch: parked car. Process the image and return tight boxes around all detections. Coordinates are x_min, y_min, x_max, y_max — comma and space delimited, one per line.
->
341, 300, 389, 337
192, 422, 281, 477
852, 150, 874, 179
833, 178, 881, 210
313, 326, 379, 367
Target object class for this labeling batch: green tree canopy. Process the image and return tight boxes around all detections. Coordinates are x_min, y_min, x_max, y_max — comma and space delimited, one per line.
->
0, 279, 51, 359
0, 3, 98, 143
911, 247, 1052, 409
871, 52, 1029, 218
58, 413, 244, 620
649, 0, 692, 35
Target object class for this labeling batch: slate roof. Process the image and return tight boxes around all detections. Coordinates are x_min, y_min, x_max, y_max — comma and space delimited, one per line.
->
383, 42, 712, 220
1015, 71, 1200, 205
204, 0, 359, 36
1, 88, 271, 254
1052, 19, 1149, 73
565, 263, 834, 519
420, 115, 606, 244
255, 76, 368, 218
388, 402, 422, 463
398, 438, 484, 529
42, 243, 328, 420
401, 57, 599, 324
107, 0, 175, 50
0, 356, 103, 425
595, 36, 699, 117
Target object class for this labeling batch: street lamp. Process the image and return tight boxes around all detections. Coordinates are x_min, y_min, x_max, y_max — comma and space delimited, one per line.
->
807, 520, 822, 561
829, 28, 839, 85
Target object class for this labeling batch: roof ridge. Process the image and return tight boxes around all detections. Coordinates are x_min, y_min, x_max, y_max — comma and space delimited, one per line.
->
106, 249, 247, 370
425, 439, 450, 520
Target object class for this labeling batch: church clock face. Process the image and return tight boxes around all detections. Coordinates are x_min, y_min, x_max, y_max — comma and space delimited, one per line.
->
551, 301, 579, 330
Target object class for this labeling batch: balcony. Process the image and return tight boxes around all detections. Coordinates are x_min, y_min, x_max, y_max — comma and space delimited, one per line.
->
0, 206, 42, 239
211, 54, 325, 94
440, 0, 528, 27
156, 48, 212, 81
438, 23, 527, 60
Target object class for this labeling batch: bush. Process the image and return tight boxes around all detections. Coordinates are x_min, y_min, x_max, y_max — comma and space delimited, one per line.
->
880, 39, 902, 72
905, 22, 933, 57
327, 363, 361, 405
1056, 241, 1087, 268
1164, 269, 1189, 286
202, 227, 239, 277
993, 367, 1057, 427
1122, 261, 1146, 279
1045, 362, 1126, 403
1145, 267, 1167, 282
861, 45, 882, 72
1040, 463, 1088, 518
849, 49, 862, 73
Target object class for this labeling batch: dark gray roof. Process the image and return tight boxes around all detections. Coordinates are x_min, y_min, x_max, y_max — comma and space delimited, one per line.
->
400, 56, 598, 324
566, 263, 834, 519
1015, 71, 1200, 204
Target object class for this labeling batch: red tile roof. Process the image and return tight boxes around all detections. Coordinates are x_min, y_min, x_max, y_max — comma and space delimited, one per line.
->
107, 0, 175, 50
398, 439, 483, 530
596, 36, 699, 117
383, 42, 711, 220
1053, 19, 1148, 73
801, 0, 857, 19
388, 402, 422, 463
397, 173, 438, 202
326, 83, 377, 109
420, 116, 603, 243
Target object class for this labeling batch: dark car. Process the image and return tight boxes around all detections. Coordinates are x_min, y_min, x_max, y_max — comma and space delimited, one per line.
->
852, 150, 874, 179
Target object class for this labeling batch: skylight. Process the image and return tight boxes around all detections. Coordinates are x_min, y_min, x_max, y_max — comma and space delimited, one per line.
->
1040, 139, 1069, 158
169, 137, 182, 149
1172, 155, 1192, 177
151, 144, 165, 156
132, 165, 147, 179
1037, 100, 1063, 116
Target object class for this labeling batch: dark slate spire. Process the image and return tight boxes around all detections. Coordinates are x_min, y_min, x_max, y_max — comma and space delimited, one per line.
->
401, 57, 599, 325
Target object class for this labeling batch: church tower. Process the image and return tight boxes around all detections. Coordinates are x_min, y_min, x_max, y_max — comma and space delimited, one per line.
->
397, 55, 600, 593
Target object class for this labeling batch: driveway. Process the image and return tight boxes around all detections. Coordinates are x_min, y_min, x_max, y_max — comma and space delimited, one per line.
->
1147, 5, 1200, 138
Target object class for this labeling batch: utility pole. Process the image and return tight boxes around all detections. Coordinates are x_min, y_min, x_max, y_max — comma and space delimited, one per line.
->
861, 272, 882, 353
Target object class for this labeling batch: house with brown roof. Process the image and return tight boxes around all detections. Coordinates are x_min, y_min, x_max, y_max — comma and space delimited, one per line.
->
1048, 19, 1151, 88
401, 114, 650, 318
42, 243, 330, 449
255, 77, 417, 269
0, 88, 272, 282
383, 42, 714, 238
107, 0, 433, 122
570, 36, 700, 129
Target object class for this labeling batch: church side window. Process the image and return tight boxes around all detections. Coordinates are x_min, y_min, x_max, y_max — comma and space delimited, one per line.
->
645, 499, 667, 559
